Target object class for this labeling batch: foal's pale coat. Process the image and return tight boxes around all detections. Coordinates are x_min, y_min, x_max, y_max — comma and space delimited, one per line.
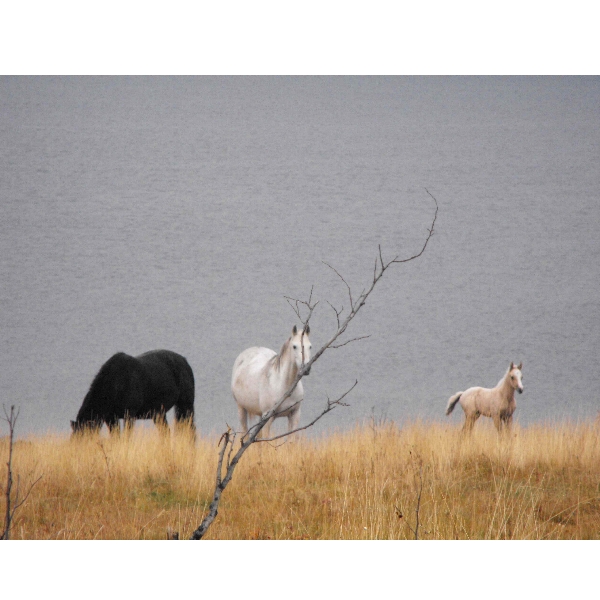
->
232, 325, 311, 438
446, 362, 524, 433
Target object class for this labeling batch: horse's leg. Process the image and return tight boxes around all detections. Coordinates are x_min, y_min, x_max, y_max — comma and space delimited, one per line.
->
153, 412, 170, 437
462, 413, 478, 434
238, 405, 248, 434
462, 416, 471, 434
106, 417, 120, 437
493, 415, 502, 433
261, 415, 275, 440
505, 415, 513, 433
499, 415, 513, 437
124, 414, 135, 438
287, 408, 300, 437
174, 403, 196, 441
104, 417, 121, 437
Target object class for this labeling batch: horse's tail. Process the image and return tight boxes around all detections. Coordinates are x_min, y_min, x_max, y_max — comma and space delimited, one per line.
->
446, 392, 463, 416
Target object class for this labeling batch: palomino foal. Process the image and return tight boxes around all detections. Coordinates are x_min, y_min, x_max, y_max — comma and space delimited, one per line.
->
446, 362, 524, 433
231, 325, 312, 439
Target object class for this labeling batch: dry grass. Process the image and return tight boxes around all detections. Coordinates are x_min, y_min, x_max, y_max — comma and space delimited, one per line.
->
2, 421, 600, 540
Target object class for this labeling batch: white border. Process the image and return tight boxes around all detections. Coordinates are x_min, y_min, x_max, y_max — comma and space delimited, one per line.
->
1, 1, 597, 74
1, 540, 596, 598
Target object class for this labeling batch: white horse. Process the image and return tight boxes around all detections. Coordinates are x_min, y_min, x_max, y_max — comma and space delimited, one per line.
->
231, 325, 311, 439
446, 362, 524, 433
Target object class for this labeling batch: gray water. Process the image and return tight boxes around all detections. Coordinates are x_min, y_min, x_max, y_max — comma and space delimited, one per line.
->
1, 76, 599, 437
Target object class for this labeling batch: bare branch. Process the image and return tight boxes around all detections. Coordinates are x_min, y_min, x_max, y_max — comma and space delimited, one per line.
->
12, 476, 42, 513
326, 300, 344, 330
389, 189, 438, 267
189, 191, 439, 540
396, 453, 425, 540
285, 297, 303, 322
413, 461, 424, 540
323, 261, 354, 311
225, 430, 237, 470
215, 427, 231, 486
97, 441, 112, 480
284, 288, 319, 328
1, 405, 18, 540
307, 285, 314, 307
2, 404, 42, 540
330, 335, 371, 349
255, 381, 358, 443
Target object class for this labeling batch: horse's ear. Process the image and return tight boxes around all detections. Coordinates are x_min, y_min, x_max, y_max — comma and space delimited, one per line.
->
304, 323, 310, 336
518, 362, 522, 370
292, 325, 298, 336
510, 361, 514, 370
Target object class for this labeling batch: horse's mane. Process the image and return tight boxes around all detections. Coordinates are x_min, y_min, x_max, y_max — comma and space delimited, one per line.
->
497, 367, 510, 388
270, 338, 291, 373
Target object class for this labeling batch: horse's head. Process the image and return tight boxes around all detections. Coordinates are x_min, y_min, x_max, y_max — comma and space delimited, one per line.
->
291, 324, 312, 375
509, 362, 524, 394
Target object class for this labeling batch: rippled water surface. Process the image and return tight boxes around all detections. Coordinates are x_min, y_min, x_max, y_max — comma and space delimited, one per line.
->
1, 76, 599, 436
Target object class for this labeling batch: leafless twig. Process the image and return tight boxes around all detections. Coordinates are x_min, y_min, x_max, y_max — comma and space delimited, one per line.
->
330, 335, 371, 349
284, 285, 318, 326
97, 441, 112, 480
254, 380, 357, 443
326, 300, 344, 329
323, 261, 355, 311
412, 459, 424, 540
1, 405, 42, 540
189, 191, 438, 540
395, 452, 425, 540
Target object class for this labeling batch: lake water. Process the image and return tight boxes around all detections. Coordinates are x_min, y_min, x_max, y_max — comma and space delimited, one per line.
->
1, 76, 599, 437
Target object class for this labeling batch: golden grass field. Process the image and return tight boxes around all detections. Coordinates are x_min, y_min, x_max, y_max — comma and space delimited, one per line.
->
2, 420, 600, 540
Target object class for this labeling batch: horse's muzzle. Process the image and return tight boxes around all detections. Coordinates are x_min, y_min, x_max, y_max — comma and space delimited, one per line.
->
303, 366, 311, 376
518, 388, 523, 394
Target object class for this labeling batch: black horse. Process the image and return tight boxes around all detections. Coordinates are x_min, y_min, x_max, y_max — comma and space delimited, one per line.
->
71, 350, 195, 437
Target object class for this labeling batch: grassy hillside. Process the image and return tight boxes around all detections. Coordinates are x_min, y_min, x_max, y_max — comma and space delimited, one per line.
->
2, 421, 600, 539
